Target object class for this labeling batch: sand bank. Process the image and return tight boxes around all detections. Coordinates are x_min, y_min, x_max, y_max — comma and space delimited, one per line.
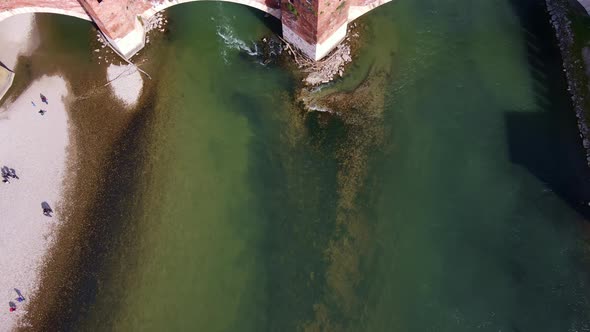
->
0, 13, 38, 70
0, 13, 39, 104
0, 75, 71, 331
106, 64, 143, 108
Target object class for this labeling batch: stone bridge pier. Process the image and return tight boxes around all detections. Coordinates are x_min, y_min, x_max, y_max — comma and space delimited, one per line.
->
0, 0, 392, 61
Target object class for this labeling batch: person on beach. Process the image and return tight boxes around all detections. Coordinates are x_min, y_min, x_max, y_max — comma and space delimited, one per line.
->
8, 301, 16, 312
39, 109, 46, 115
1, 166, 19, 182
14, 289, 25, 303
42, 201, 53, 217
1, 166, 10, 183
40, 93, 48, 104
9, 168, 18, 179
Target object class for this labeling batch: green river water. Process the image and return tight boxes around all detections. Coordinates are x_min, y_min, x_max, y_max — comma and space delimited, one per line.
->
22, 0, 590, 330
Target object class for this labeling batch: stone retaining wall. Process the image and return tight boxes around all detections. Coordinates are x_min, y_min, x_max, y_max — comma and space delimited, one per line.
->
546, 0, 590, 167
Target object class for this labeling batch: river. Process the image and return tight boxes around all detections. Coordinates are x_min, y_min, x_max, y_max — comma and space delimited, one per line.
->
28, 0, 590, 330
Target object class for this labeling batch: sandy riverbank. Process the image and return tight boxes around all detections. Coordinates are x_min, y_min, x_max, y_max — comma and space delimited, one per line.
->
0, 13, 38, 104
107, 63, 144, 108
0, 12, 73, 331
0, 8, 157, 329
0, 13, 38, 71
0, 75, 71, 331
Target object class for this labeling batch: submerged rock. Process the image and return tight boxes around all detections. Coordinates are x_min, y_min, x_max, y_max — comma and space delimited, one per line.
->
257, 35, 284, 65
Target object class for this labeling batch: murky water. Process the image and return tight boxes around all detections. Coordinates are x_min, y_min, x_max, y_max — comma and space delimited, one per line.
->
24, 0, 590, 330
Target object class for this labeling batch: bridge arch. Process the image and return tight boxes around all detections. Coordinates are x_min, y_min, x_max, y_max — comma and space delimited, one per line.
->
141, 0, 281, 21
0, 0, 394, 62
348, 0, 393, 22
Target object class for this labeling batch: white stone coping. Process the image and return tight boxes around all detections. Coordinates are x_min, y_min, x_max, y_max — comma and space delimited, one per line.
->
0, 7, 90, 23
316, 22, 347, 60
107, 17, 146, 59
348, 0, 393, 21
141, 0, 281, 20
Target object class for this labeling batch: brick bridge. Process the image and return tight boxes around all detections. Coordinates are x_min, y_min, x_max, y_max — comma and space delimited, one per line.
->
0, 0, 392, 61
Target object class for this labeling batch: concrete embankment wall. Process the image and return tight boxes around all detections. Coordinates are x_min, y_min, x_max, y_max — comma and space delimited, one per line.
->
0, 67, 14, 102
546, 0, 590, 167
577, 0, 590, 13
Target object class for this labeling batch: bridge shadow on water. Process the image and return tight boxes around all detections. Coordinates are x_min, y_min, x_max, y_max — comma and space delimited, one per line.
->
505, 0, 590, 219
248, 7, 283, 35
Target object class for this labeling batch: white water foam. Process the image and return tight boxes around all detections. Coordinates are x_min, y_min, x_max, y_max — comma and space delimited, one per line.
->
216, 23, 259, 64
213, 6, 259, 64
307, 104, 340, 115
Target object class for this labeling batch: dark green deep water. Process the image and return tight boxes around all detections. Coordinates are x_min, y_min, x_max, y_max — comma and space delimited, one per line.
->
32, 0, 590, 330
